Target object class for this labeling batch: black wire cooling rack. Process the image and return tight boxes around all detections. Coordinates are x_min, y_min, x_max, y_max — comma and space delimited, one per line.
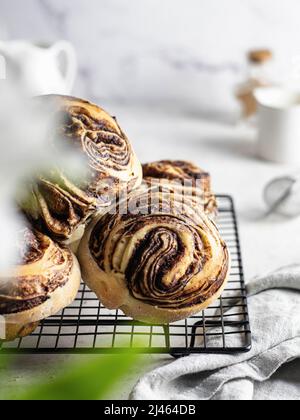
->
0, 195, 252, 357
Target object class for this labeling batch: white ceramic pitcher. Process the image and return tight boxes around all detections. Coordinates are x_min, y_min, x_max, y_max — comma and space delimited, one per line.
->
255, 87, 300, 165
0, 40, 77, 96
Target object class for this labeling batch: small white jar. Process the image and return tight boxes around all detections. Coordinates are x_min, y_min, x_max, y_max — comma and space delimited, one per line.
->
255, 87, 300, 164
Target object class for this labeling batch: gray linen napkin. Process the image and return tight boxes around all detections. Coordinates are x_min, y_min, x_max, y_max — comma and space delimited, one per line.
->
131, 265, 300, 400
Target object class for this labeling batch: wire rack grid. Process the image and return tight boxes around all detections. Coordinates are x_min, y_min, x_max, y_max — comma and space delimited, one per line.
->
0, 195, 252, 357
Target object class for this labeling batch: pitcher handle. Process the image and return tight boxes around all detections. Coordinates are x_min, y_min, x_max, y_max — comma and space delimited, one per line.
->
51, 41, 77, 94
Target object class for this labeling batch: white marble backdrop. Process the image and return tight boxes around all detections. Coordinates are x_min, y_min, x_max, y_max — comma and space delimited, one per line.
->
1, 0, 300, 115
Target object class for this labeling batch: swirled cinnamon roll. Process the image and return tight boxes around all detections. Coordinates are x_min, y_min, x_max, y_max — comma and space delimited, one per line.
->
78, 187, 230, 323
0, 228, 81, 341
142, 160, 218, 218
20, 96, 142, 245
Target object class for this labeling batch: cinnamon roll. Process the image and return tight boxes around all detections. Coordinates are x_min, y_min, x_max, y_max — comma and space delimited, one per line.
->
78, 187, 230, 324
0, 228, 81, 341
142, 160, 218, 218
20, 96, 142, 245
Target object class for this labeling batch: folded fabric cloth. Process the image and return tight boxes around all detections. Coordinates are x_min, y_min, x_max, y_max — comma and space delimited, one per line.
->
131, 265, 300, 400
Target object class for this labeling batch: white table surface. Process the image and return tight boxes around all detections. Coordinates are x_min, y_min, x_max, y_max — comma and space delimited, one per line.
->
3, 106, 300, 399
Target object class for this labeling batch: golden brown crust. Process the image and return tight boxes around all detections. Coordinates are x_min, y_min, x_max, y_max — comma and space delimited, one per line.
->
143, 160, 210, 183
3, 322, 40, 342
0, 229, 81, 341
54, 96, 142, 198
142, 160, 218, 218
78, 186, 230, 324
20, 95, 142, 243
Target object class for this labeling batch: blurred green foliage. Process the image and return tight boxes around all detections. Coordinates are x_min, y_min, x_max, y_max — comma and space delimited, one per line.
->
0, 350, 139, 400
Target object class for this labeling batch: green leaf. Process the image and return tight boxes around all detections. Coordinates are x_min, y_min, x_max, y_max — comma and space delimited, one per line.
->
10, 351, 138, 401
0, 353, 11, 370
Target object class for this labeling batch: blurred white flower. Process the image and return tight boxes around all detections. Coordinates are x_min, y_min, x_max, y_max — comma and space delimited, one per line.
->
0, 80, 84, 270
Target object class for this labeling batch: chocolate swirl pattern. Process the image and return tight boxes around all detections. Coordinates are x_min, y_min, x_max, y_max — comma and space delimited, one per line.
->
20, 96, 142, 243
78, 187, 230, 323
60, 98, 142, 196
0, 228, 81, 341
142, 160, 218, 218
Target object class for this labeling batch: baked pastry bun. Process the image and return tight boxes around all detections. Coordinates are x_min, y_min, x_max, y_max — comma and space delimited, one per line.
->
20, 95, 142, 246
0, 228, 81, 341
143, 160, 218, 218
78, 186, 230, 324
